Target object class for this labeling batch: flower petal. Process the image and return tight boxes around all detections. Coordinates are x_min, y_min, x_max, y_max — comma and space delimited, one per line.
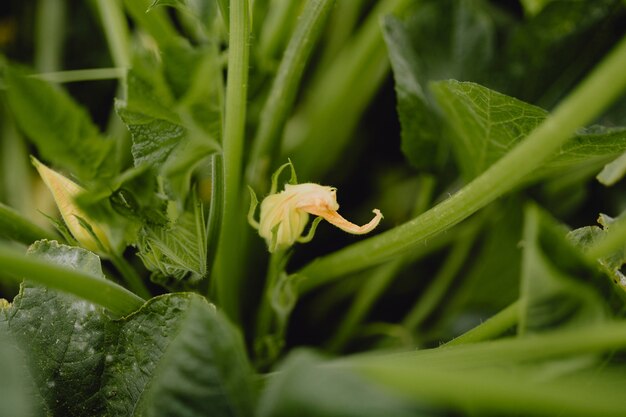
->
302, 205, 383, 235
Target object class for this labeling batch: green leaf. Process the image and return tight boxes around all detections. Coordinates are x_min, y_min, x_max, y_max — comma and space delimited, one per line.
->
0, 334, 40, 417
382, 0, 495, 172
137, 198, 208, 283
519, 205, 608, 335
382, 16, 444, 172
431, 80, 626, 180
4, 67, 116, 182
1, 242, 256, 416
519, 0, 554, 16
258, 350, 423, 417
505, 0, 624, 106
568, 214, 626, 302
597, 150, 626, 185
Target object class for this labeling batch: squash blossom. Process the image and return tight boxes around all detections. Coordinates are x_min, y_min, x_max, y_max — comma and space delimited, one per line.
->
249, 162, 382, 252
32, 158, 111, 254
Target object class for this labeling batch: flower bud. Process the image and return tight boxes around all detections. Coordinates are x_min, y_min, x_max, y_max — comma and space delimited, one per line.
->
32, 158, 111, 254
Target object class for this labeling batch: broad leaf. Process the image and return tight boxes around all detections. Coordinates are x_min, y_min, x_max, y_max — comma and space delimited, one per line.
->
505, 0, 624, 106
1, 241, 256, 417
431, 80, 626, 180
519, 205, 608, 335
597, 150, 626, 186
0, 335, 40, 417
4, 67, 115, 182
382, 0, 495, 172
382, 16, 444, 172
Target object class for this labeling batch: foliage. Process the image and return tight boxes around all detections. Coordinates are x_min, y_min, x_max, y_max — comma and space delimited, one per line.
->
1, 0, 626, 416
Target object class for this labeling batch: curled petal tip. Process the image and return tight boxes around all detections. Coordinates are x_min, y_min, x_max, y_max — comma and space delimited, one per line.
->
314, 207, 383, 235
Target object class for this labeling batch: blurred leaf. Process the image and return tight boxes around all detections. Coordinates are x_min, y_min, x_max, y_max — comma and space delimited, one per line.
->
4, 67, 115, 182
505, 0, 624, 106
568, 214, 626, 303
519, 205, 608, 335
431, 80, 626, 180
519, 0, 555, 16
1, 241, 255, 416
257, 350, 428, 417
597, 150, 626, 186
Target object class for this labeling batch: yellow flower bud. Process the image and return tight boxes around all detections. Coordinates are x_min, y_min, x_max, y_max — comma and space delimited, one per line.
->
32, 158, 111, 254
255, 182, 382, 252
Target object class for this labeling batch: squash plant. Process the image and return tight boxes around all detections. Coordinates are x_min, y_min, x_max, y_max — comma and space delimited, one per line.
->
2, 0, 626, 415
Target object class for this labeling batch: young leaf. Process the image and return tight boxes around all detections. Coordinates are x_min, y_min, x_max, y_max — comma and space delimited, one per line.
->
4, 67, 115, 182
519, 205, 608, 335
137, 198, 208, 283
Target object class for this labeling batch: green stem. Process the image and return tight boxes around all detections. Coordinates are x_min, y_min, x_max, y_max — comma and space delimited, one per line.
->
109, 252, 151, 299
247, 0, 335, 190
256, 0, 300, 62
283, 0, 411, 180
0, 203, 56, 245
33, 68, 125, 83
443, 301, 520, 347
0, 245, 144, 315
213, 0, 250, 322
297, 33, 626, 294
35, 0, 66, 73
318, 0, 368, 69
95, 0, 131, 68
255, 249, 288, 342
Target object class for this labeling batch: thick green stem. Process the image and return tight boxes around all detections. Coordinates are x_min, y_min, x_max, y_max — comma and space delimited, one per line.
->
297, 34, 626, 294
35, 0, 65, 73
247, 0, 335, 190
0, 245, 144, 315
443, 301, 520, 346
95, 0, 131, 69
213, 0, 250, 322
0, 203, 56, 244
283, 0, 411, 180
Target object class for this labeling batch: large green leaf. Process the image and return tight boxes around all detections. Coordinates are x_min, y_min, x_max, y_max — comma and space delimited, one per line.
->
382, 16, 444, 172
382, 0, 495, 172
4, 67, 115, 183
431, 80, 626, 180
0, 334, 40, 417
1, 241, 256, 417
519, 205, 608, 335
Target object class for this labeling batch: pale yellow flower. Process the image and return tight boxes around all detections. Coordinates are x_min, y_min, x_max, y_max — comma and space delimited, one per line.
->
249, 166, 382, 252
32, 158, 111, 254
